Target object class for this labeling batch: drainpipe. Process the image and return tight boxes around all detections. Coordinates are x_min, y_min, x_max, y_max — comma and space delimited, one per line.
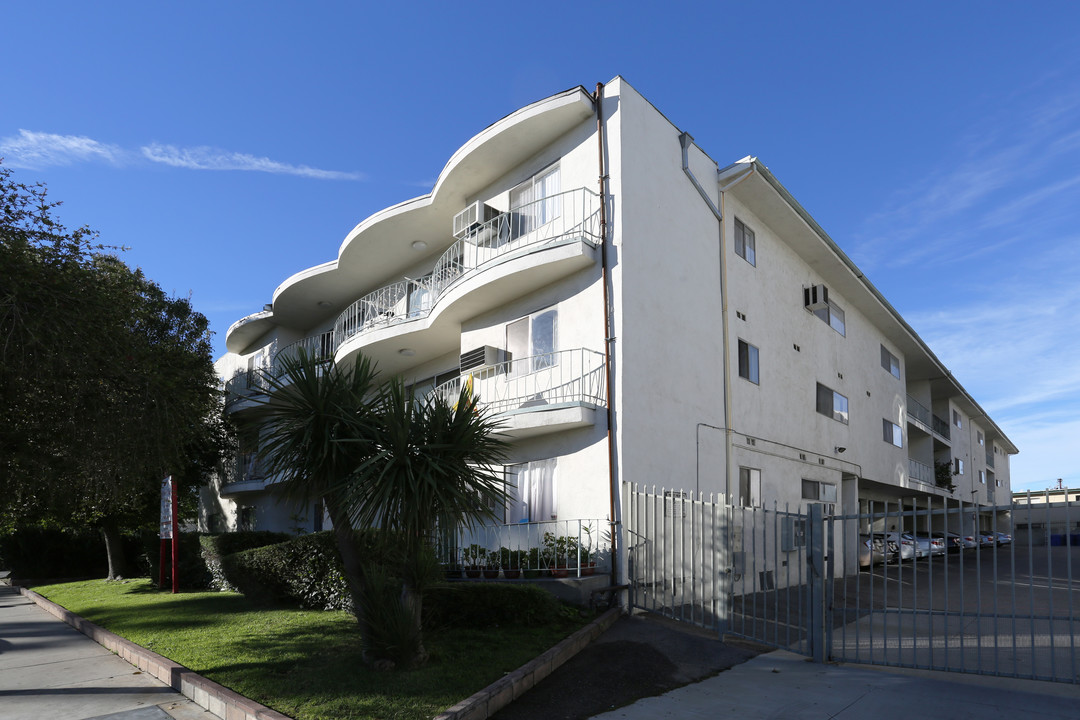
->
680, 132, 735, 501
595, 82, 620, 589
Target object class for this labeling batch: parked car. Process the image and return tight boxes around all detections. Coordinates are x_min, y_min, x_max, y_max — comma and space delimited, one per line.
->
910, 534, 947, 556
931, 532, 972, 552
987, 531, 1013, 545
904, 534, 946, 558
977, 531, 997, 547
873, 532, 915, 561
859, 534, 896, 568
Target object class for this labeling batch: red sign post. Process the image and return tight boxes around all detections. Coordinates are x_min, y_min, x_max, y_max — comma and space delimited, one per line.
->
159, 476, 179, 593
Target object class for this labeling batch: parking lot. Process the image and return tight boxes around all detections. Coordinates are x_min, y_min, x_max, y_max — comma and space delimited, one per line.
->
830, 543, 1080, 682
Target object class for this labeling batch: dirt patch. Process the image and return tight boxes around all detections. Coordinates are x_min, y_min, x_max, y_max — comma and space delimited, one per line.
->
492, 613, 765, 720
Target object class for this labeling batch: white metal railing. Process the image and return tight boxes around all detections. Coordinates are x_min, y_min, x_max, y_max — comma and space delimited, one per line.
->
270, 331, 334, 377
429, 348, 606, 417
440, 518, 611, 578
334, 188, 601, 349
909, 457, 935, 485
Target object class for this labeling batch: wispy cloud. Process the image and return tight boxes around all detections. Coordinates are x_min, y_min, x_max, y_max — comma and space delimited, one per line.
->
140, 143, 364, 180
851, 73, 1080, 272
0, 130, 125, 168
0, 128, 362, 180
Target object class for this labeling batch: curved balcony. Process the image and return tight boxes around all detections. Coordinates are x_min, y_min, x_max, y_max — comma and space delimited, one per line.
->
223, 332, 334, 411
430, 348, 606, 438
333, 189, 601, 371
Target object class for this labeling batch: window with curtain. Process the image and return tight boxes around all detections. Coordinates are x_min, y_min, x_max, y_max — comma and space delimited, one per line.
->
510, 165, 561, 238
505, 458, 557, 523
506, 307, 558, 376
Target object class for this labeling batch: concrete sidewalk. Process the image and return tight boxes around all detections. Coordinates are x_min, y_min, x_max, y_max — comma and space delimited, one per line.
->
590, 647, 1080, 720
0, 586, 220, 720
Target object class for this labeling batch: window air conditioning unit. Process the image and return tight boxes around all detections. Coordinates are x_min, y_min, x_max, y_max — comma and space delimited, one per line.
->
452, 202, 500, 239
804, 284, 829, 311
459, 345, 501, 372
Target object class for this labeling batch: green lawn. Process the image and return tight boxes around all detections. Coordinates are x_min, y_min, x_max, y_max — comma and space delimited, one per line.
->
33, 579, 585, 720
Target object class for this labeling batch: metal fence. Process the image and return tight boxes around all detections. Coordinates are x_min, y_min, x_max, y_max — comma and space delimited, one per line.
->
625, 485, 1080, 684
437, 518, 611, 579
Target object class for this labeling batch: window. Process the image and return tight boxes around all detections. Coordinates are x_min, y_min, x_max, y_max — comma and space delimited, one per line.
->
816, 383, 849, 424
979, 470, 986, 484
996, 478, 1002, 488
734, 217, 756, 266
953, 409, 962, 429
739, 467, 761, 507
977, 431, 984, 446
507, 307, 558, 375
510, 165, 560, 238
880, 345, 900, 378
813, 299, 846, 336
882, 419, 903, 447
738, 339, 759, 384
505, 458, 557, 523
802, 480, 837, 502
955, 458, 965, 475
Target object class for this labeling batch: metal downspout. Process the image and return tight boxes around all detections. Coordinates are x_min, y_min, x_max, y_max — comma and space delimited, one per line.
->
595, 82, 620, 590
680, 132, 734, 501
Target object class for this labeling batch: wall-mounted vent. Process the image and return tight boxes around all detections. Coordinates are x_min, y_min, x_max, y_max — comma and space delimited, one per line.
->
452, 202, 500, 239
459, 345, 501, 372
804, 284, 829, 310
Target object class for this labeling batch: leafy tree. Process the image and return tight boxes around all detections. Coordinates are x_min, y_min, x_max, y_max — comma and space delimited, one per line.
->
0, 163, 226, 578
252, 348, 508, 668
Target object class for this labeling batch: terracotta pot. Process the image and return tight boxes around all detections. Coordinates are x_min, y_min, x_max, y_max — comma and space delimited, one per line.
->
464, 567, 481, 579
482, 568, 500, 579
503, 568, 521, 579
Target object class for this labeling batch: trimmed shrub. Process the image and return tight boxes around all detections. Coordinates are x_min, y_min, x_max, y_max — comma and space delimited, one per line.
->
143, 532, 213, 589
424, 583, 560, 629
199, 532, 290, 591
220, 530, 399, 610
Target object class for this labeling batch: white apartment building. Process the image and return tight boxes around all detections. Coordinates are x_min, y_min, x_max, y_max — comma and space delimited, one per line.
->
203, 77, 1016, 560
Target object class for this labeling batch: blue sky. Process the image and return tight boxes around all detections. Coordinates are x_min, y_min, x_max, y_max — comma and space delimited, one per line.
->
3, 2, 1078, 492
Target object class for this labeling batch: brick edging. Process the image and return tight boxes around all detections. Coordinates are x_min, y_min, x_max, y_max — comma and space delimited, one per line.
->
18, 586, 292, 720
434, 606, 622, 720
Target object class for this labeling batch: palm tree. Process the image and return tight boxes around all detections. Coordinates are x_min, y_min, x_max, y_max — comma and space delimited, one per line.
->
243, 348, 383, 647
248, 348, 509, 667
346, 379, 509, 665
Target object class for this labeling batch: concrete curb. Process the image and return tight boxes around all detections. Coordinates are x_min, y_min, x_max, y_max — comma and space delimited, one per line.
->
18, 586, 292, 720
434, 606, 622, 720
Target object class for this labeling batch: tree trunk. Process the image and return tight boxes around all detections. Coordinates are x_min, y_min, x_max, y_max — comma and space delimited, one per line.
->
101, 520, 127, 581
325, 499, 373, 642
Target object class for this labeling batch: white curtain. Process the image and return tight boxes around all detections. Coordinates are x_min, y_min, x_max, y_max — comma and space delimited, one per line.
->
506, 459, 557, 523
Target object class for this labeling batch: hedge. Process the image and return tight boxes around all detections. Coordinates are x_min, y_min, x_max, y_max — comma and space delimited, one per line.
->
0, 527, 147, 581
220, 530, 399, 610
423, 583, 561, 628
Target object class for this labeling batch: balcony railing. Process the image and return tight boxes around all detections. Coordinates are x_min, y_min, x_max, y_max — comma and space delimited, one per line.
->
906, 394, 931, 427
224, 369, 269, 406
931, 414, 951, 440
439, 518, 611, 578
986, 450, 995, 469
334, 188, 602, 350
270, 331, 334, 377
906, 395, 951, 441
909, 457, 935, 485
429, 348, 606, 417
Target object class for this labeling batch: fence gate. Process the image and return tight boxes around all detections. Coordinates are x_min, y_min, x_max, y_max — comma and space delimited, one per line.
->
627, 485, 1080, 684
624, 485, 825, 658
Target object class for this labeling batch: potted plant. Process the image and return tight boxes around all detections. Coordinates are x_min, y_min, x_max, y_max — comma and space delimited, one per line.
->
462, 544, 485, 579
483, 550, 501, 579
523, 546, 545, 579
500, 547, 523, 579
544, 532, 579, 578
581, 526, 597, 575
